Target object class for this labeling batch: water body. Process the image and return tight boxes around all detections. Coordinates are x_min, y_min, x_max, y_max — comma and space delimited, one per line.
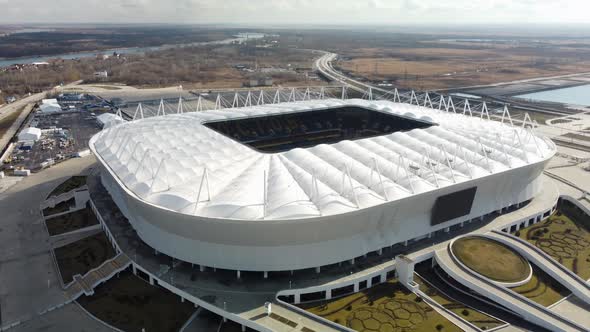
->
516, 84, 590, 107
0, 32, 266, 68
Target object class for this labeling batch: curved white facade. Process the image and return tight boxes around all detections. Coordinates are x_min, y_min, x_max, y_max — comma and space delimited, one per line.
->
90, 99, 555, 271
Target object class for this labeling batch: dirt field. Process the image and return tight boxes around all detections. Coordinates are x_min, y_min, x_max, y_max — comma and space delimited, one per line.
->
54, 232, 115, 284
45, 205, 98, 236
77, 269, 196, 332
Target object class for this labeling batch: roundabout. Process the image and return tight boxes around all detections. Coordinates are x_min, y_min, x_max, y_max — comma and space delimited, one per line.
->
451, 235, 533, 287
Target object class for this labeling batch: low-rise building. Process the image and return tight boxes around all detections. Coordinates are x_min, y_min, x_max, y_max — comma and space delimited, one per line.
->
18, 127, 42, 142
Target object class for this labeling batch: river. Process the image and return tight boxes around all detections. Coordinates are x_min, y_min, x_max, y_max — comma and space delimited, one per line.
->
515, 84, 590, 107
0, 33, 266, 68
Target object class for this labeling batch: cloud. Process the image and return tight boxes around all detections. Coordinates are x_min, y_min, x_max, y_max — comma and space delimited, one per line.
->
0, 0, 589, 24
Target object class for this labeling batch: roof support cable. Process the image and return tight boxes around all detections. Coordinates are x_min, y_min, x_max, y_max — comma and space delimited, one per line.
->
114, 132, 130, 159
439, 145, 457, 183
410, 90, 418, 105
463, 99, 473, 116
447, 96, 456, 113
478, 138, 493, 174
192, 168, 209, 215
422, 149, 440, 188
106, 126, 123, 150
215, 94, 222, 110
501, 105, 514, 126
177, 97, 184, 114
345, 165, 360, 208
196, 96, 203, 112
497, 133, 512, 168
398, 154, 415, 194
289, 88, 296, 102
527, 125, 544, 158
481, 102, 490, 120
245, 91, 252, 107
157, 99, 165, 116
438, 95, 446, 111
393, 88, 400, 103
134, 148, 151, 174
257, 90, 264, 105
148, 158, 166, 195
232, 92, 239, 108
273, 88, 281, 104
460, 147, 474, 179
372, 158, 389, 201
124, 140, 141, 165
513, 129, 529, 163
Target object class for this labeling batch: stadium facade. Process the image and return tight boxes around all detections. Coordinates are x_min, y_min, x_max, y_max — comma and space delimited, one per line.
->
89, 99, 556, 272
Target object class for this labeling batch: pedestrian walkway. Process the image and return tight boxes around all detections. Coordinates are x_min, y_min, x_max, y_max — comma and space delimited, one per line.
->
65, 253, 131, 300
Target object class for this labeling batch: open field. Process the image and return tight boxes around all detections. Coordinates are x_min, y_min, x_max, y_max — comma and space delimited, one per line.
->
452, 236, 531, 283
335, 37, 590, 90
513, 201, 590, 280
414, 274, 505, 331
299, 278, 461, 332
77, 269, 196, 332
54, 232, 115, 284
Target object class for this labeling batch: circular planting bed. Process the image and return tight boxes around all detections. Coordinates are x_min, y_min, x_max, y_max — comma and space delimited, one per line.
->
451, 236, 531, 285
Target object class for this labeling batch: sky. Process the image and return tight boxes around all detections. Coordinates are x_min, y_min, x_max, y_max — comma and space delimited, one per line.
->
0, 0, 590, 25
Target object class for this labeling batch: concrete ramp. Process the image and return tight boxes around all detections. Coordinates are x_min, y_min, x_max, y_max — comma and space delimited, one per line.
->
488, 230, 590, 306
434, 247, 585, 332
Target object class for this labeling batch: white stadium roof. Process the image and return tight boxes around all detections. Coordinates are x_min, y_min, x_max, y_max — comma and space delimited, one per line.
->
90, 99, 555, 221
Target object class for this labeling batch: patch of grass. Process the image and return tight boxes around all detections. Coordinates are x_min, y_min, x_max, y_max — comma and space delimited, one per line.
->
0, 106, 25, 139
90, 85, 123, 90
452, 236, 531, 283
45, 204, 98, 236
514, 203, 590, 280
299, 278, 461, 332
48, 176, 87, 198
77, 269, 195, 332
42, 198, 75, 216
414, 274, 505, 331
54, 232, 115, 284
510, 265, 571, 307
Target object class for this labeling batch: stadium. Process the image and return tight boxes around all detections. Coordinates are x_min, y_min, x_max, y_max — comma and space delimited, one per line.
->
89, 98, 556, 272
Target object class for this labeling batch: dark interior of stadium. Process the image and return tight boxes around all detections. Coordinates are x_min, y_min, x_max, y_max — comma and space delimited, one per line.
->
205, 106, 433, 153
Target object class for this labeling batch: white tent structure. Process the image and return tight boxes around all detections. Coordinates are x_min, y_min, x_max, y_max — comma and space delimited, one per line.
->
97, 113, 124, 128
39, 99, 61, 114
18, 127, 42, 142
90, 99, 555, 272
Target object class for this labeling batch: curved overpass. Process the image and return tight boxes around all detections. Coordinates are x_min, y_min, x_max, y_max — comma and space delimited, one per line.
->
434, 246, 585, 332
488, 230, 590, 305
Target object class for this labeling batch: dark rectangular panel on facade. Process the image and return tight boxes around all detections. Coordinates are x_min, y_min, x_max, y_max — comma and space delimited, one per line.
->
431, 187, 477, 225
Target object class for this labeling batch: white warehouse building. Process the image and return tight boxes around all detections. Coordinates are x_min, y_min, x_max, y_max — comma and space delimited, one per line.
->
18, 127, 42, 142
89, 99, 555, 272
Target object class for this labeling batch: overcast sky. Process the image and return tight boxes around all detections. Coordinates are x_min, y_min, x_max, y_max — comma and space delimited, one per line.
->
1, 0, 589, 25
